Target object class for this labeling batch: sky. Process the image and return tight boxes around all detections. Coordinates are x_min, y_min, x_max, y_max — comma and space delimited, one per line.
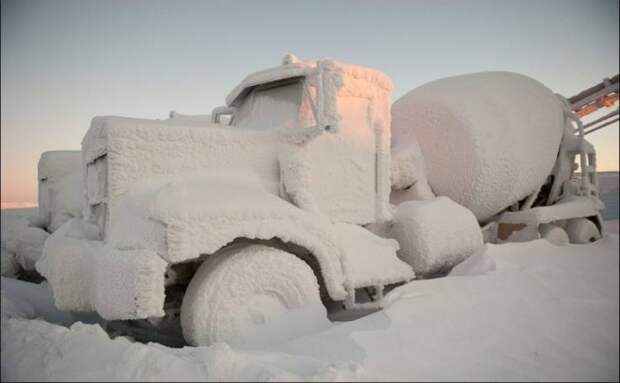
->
1, 0, 618, 206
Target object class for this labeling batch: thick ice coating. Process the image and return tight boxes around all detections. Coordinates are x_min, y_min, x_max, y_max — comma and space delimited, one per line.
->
37, 57, 415, 326
391, 72, 565, 222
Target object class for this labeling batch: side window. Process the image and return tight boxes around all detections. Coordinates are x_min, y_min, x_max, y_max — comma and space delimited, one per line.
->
234, 79, 307, 130
86, 154, 107, 205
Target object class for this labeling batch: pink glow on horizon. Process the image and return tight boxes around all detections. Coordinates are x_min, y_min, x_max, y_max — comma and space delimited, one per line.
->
0, 202, 38, 209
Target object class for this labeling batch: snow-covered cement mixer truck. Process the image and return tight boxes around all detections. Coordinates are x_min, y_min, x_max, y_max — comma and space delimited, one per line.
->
390, 72, 611, 246
36, 54, 610, 347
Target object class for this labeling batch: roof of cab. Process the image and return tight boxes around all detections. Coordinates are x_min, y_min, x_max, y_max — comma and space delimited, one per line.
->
224, 58, 393, 107
225, 62, 314, 107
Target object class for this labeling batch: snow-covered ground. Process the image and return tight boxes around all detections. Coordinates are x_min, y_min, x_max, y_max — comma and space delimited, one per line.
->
1, 204, 618, 381
600, 171, 619, 235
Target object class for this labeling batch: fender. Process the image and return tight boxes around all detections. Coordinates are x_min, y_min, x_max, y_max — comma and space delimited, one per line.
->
109, 176, 350, 301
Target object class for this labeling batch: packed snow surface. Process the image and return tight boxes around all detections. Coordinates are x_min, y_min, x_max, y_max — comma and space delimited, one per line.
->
391, 72, 565, 222
599, 172, 619, 221
2, 208, 618, 381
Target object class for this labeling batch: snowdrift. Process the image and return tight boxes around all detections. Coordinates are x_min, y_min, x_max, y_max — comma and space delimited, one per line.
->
392, 72, 565, 222
3, 217, 49, 271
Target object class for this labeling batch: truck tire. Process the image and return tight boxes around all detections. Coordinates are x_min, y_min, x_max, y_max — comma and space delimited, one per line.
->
565, 218, 601, 244
539, 224, 569, 245
180, 244, 328, 348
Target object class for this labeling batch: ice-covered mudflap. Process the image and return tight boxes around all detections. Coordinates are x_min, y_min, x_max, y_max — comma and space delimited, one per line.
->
389, 197, 484, 278
332, 223, 415, 310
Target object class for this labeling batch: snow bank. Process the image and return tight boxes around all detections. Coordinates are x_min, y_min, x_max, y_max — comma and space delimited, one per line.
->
392, 72, 565, 222
2, 231, 618, 381
1, 209, 39, 276
38, 151, 82, 232
1, 276, 364, 381
1, 278, 74, 324
3, 215, 49, 271
448, 246, 496, 276
278, 236, 619, 381
1, 316, 365, 381
13, 226, 49, 270
1, 207, 36, 234
390, 197, 484, 276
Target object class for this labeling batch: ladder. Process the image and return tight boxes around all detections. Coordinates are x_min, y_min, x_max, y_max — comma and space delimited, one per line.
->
556, 74, 618, 201
568, 74, 619, 135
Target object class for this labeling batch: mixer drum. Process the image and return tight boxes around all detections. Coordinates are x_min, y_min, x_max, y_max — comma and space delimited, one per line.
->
391, 72, 565, 222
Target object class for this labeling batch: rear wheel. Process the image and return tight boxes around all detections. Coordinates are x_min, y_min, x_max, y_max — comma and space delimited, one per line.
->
180, 244, 328, 348
539, 224, 569, 245
565, 218, 601, 244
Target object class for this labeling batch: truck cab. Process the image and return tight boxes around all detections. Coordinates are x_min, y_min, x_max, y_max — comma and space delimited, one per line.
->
37, 55, 415, 348
211, 54, 394, 224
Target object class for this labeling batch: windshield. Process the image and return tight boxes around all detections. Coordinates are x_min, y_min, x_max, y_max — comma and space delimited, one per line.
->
233, 79, 314, 130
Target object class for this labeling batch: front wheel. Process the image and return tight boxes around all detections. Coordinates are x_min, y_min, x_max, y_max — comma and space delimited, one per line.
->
565, 218, 602, 244
180, 244, 328, 348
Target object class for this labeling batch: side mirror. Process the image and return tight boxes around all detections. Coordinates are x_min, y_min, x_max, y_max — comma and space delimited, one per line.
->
211, 106, 236, 125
